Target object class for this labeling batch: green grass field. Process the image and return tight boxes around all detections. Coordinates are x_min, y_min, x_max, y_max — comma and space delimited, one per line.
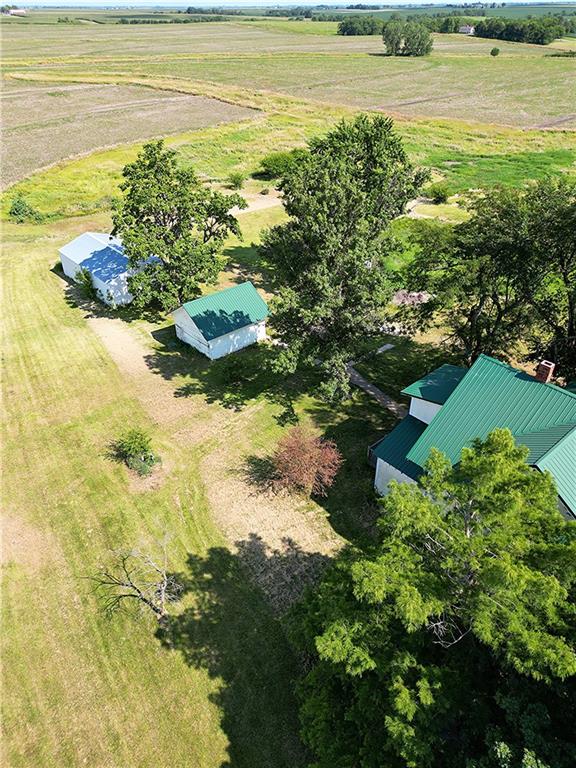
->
2, 8, 575, 767
2, 200, 388, 766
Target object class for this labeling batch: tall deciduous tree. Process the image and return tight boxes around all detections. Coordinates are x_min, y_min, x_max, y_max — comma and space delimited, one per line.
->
383, 20, 433, 55
112, 140, 246, 312
403, 178, 576, 377
261, 114, 427, 400
290, 430, 576, 768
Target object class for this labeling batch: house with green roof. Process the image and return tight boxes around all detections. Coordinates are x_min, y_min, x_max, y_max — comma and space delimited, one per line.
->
372, 355, 576, 520
172, 281, 268, 360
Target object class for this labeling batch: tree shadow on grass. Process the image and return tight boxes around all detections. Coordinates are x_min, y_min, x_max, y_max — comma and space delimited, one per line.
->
145, 329, 313, 423
224, 243, 277, 295
304, 390, 399, 546
160, 538, 335, 767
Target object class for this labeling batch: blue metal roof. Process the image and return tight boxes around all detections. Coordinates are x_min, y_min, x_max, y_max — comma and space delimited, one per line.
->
59, 232, 128, 282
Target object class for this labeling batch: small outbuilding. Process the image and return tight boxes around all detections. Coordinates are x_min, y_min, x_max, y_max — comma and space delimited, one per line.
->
458, 24, 475, 35
172, 281, 268, 360
58, 232, 133, 306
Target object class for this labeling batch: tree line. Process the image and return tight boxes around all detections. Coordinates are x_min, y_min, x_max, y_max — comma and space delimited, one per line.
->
474, 15, 575, 44
338, 11, 575, 41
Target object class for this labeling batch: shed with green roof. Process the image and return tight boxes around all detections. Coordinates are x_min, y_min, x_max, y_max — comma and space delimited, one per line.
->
172, 281, 268, 360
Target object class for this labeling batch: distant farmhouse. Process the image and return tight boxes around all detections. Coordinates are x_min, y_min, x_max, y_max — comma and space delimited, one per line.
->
459, 24, 475, 35
370, 355, 576, 520
172, 281, 268, 360
59, 232, 135, 306
2, 7, 27, 15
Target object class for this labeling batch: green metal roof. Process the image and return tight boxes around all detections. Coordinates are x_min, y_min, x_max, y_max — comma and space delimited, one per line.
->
513, 423, 576, 463
536, 427, 576, 515
372, 416, 427, 481
182, 282, 268, 342
402, 364, 468, 405
405, 355, 576, 515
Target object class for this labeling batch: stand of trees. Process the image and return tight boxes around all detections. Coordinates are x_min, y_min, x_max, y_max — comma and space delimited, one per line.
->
289, 430, 576, 768
338, 16, 383, 35
382, 21, 434, 56
401, 177, 576, 380
336, 12, 575, 40
474, 16, 572, 44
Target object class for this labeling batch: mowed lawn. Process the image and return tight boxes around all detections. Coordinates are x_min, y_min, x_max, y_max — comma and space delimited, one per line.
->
1, 214, 308, 768
1, 199, 389, 766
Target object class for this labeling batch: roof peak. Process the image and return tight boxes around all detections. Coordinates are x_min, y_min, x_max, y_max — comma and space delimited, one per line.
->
473, 354, 576, 401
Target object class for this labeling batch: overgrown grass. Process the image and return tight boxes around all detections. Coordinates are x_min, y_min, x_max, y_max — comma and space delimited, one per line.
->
4, 73, 574, 221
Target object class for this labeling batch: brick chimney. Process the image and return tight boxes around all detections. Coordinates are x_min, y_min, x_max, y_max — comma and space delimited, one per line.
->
535, 360, 555, 383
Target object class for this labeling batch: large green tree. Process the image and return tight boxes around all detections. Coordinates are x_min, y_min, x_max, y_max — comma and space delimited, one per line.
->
382, 20, 433, 56
290, 430, 576, 768
261, 114, 427, 400
112, 140, 245, 312
403, 178, 576, 377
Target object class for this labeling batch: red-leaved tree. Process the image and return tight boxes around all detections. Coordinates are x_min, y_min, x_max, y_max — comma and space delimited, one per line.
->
272, 427, 343, 497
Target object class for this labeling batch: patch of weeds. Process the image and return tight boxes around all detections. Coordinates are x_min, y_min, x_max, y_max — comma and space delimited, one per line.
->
227, 172, 246, 190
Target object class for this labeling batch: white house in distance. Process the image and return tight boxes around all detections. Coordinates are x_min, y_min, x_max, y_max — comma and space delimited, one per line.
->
458, 24, 475, 35
58, 232, 134, 306
172, 281, 268, 360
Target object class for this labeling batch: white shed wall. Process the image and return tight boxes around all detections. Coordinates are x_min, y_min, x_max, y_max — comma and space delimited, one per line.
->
208, 321, 266, 360
172, 309, 266, 360
374, 458, 416, 495
58, 251, 133, 306
409, 397, 442, 425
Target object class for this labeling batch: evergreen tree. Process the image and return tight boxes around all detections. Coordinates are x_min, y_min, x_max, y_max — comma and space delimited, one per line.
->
290, 430, 576, 767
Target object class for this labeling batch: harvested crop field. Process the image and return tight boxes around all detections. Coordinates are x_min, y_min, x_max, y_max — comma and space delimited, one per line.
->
1, 82, 257, 188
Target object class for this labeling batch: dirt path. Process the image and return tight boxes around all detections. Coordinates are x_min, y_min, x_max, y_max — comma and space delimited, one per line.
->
86, 313, 342, 612
232, 190, 283, 216
347, 364, 407, 418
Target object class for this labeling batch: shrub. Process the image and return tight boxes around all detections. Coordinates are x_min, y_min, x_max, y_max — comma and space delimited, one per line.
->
76, 267, 100, 302
9, 195, 44, 223
260, 187, 270, 196
113, 429, 158, 476
255, 149, 307, 180
227, 172, 245, 190
272, 427, 343, 497
425, 181, 450, 204
490, 47, 500, 57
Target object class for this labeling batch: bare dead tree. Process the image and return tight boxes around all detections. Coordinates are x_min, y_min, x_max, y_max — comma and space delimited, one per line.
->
89, 539, 182, 626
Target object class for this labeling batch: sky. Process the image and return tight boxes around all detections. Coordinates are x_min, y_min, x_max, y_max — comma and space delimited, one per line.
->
25, 1, 576, 7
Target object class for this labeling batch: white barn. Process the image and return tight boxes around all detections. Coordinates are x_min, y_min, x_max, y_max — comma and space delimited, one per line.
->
172, 281, 268, 360
59, 232, 134, 306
